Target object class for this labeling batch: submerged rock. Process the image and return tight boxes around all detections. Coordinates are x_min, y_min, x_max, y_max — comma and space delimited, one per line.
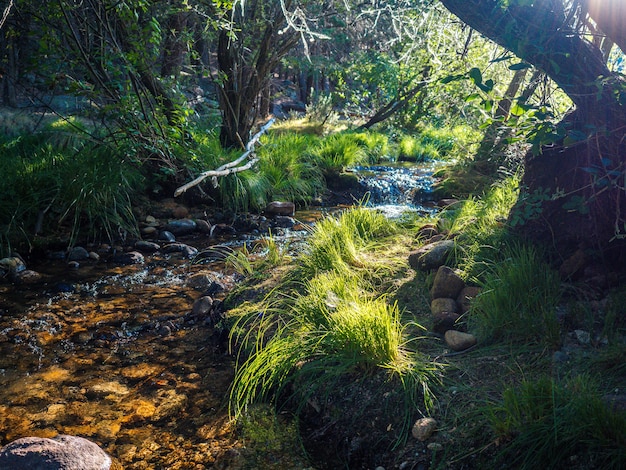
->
0, 435, 112, 470
264, 201, 295, 216
111, 251, 145, 265
165, 219, 197, 235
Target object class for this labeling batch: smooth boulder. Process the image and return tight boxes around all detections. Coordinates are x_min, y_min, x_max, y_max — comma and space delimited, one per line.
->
0, 435, 112, 470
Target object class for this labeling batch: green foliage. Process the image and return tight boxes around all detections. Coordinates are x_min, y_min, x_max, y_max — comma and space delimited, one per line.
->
468, 243, 561, 346
0, 126, 142, 252
257, 132, 324, 205
488, 376, 626, 469
229, 207, 439, 442
312, 133, 369, 175
298, 206, 395, 279
437, 175, 519, 276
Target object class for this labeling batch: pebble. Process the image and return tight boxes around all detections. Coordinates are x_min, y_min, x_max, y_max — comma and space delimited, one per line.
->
158, 231, 176, 242
574, 329, 590, 344
135, 241, 160, 253
412, 417, 437, 441
444, 330, 477, 351
196, 219, 212, 234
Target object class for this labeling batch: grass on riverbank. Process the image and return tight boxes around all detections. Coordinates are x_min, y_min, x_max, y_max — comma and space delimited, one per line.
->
223, 175, 626, 469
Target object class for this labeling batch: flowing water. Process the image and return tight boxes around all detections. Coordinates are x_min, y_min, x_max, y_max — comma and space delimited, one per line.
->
0, 163, 437, 468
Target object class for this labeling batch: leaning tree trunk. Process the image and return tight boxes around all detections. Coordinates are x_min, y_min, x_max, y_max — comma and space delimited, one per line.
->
440, 0, 626, 263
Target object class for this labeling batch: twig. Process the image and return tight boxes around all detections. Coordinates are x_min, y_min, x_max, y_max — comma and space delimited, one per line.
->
174, 118, 275, 197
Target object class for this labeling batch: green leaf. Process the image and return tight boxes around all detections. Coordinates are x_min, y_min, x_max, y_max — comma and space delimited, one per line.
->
469, 67, 483, 85
509, 62, 531, 70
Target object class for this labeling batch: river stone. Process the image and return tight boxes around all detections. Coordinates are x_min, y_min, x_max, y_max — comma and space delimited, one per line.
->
158, 230, 176, 242
430, 266, 465, 300
165, 219, 197, 235
416, 224, 438, 241
171, 205, 189, 219
141, 226, 158, 236
111, 251, 144, 265
210, 224, 237, 238
444, 330, 477, 352
0, 434, 112, 470
162, 243, 198, 258
195, 219, 212, 234
265, 201, 295, 216
432, 311, 461, 335
456, 286, 481, 314
408, 240, 455, 272
273, 215, 296, 228
430, 297, 458, 316
145, 215, 157, 225
135, 240, 160, 253
68, 246, 90, 261
0, 256, 26, 277
192, 296, 213, 316
13, 269, 43, 284
412, 417, 437, 441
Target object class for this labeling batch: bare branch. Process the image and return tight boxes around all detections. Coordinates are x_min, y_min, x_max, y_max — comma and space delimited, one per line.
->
174, 118, 275, 197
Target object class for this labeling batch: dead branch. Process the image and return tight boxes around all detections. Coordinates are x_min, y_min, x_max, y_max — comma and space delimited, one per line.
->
174, 118, 275, 197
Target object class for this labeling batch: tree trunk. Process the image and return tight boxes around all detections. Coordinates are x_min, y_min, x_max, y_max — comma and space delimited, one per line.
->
440, 0, 626, 261
216, 5, 299, 149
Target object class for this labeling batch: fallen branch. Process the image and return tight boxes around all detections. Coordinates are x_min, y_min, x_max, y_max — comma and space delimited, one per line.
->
174, 118, 275, 197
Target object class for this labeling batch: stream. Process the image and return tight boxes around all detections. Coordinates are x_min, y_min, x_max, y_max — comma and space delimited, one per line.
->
0, 163, 438, 468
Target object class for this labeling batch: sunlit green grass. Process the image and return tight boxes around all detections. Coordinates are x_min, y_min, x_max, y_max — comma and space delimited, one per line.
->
228, 206, 440, 443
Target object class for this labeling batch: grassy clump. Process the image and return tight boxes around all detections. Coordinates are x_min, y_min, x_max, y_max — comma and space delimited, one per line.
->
468, 243, 561, 347
0, 123, 142, 253
397, 124, 480, 163
229, 206, 440, 443
488, 376, 626, 469
312, 133, 369, 176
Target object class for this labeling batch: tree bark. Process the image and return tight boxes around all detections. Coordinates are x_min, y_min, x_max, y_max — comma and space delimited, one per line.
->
440, 0, 626, 261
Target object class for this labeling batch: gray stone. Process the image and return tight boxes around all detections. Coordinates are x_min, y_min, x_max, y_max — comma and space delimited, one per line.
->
408, 240, 455, 272
158, 230, 176, 242
135, 240, 160, 253
456, 286, 481, 314
432, 311, 461, 335
192, 296, 213, 316
430, 266, 465, 300
0, 434, 112, 470
273, 216, 296, 228
13, 269, 43, 284
195, 219, 212, 234
162, 243, 198, 258
165, 219, 197, 235
68, 246, 90, 261
444, 330, 477, 352
265, 201, 295, 216
111, 251, 145, 265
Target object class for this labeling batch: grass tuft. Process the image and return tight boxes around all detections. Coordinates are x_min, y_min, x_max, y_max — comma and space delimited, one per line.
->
488, 375, 626, 469
468, 243, 561, 346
